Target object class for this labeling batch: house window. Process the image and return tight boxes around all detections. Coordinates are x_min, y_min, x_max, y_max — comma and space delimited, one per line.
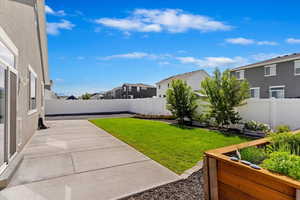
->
265, 64, 276, 76
167, 83, 169, 88
269, 86, 285, 99
294, 60, 300, 75
29, 67, 37, 111
0, 40, 15, 67
236, 70, 244, 80
159, 95, 161, 98
137, 86, 140, 92
250, 87, 260, 98
128, 86, 132, 92
158, 85, 161, 89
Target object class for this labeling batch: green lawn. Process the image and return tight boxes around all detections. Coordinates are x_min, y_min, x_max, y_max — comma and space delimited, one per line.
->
90, 118, 249, 174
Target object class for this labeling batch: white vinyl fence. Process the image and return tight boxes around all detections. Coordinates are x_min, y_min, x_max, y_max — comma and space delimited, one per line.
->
46, 98, 300, 130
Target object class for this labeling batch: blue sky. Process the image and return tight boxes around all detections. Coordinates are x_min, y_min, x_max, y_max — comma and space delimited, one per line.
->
46, 0, 300, 96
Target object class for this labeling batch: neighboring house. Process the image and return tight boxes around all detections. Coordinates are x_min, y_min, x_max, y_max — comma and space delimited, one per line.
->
0, 0, 49, 176
45, 80, 58, 100
66, 95, 78, 100
90, 92, 104, 100
121, 83, 156, 99
103, 87, 122, 99
231, 53, 300, 99
156, 70, 209, 98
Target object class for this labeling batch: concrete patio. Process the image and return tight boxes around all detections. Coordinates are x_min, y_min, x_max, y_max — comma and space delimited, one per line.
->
0, 120, 179, 200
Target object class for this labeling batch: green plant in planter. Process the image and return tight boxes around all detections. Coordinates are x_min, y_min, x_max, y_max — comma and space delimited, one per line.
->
275, 125, 291, 133
267, 132, 300, 156
239, 146, 267, 164
244, 120, 270, 133
262, 151, 300, 181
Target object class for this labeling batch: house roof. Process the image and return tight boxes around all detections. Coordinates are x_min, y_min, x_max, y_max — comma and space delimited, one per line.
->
156, 69, 209, 84
231, 53, 300, 71
123, 83, 156, 88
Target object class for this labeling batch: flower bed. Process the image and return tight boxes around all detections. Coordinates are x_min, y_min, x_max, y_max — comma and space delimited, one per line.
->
204, 132, 300, 200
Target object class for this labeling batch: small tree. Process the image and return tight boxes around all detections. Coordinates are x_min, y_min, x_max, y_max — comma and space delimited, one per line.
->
200, 69, 250, 128
166, 79, 198, 125
81, 93, 92, 100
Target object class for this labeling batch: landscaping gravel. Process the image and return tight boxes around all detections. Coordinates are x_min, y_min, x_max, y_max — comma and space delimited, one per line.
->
122, 169, 204, 200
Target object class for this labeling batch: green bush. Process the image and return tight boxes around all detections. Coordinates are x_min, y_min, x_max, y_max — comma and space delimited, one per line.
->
262, 152, 300, 181
275, 125, 291, 133
244, 120, 270, 133
239, 147, 267, 164
166, 79, 198, 125
268, 132, 300, 156
200, 69, 250, 128
195, 113, 211, 126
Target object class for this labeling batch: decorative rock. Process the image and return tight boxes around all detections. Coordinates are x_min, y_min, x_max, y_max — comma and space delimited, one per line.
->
241, 160, 251, 165
250, 164, 261, 170
230, 157, 239, 161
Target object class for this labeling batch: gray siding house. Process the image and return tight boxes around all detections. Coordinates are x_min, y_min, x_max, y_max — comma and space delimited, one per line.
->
121, 83, 156, 99
231, 53, 300, 99
0, 0, 49, 179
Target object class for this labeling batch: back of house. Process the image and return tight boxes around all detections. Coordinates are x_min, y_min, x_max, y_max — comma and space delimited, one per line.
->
231, 53, 300, 99
156, 69, 209, 98
0, 0, 49, 177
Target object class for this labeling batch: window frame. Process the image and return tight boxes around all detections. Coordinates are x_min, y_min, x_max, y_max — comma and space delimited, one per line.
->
269, 85, 285, 99
264, 64, 277, 77
28, 65, 37, 115
250, 87, 260, 99
236, 70, 245, 80
294, 60, 300, 76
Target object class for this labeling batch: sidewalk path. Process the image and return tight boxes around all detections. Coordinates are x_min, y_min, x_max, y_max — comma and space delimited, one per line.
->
0, 120, 179, 200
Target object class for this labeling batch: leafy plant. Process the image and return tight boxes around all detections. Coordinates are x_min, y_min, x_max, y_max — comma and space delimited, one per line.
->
262, 152, 300, 181
275, 125, 291, 133
166, 79, 198, 125
244, 120, 271, 133
195, 113, 211, 126
81, 93, 92, 100
267, 132, 300, 156
200, 69, 250, 128
239, 146, 267, 164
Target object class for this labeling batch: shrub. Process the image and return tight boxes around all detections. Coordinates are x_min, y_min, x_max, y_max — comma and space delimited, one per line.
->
166, 79, 198, 125
262, 152, 300, 181
239, 146, 267, 164
244, 120, 270, 133
200, 69, 250, 128
195, 113, 211, 126
275, 125, 291, 133
268, 132, 300, 156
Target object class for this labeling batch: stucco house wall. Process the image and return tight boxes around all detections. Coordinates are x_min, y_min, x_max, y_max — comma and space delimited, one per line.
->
156, 70, 209, 97
0, 0, 48, 153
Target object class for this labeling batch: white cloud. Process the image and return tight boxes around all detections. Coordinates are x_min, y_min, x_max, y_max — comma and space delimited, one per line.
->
76, 56, 85, 60
226, 37, 278, 46
286, 38, 300, 44
158, 61, 170, 65
257, 41, 278, 46
176, 56, 247, 68
225, 37, 255, 45
251, 53, 281, 61
45, 5, 66, 16
47, 20, 75, 35
100, 52, 171, 60
95, 9, 231, 34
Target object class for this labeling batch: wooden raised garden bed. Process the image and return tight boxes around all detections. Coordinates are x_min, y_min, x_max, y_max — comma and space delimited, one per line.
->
204, 138, 300, 200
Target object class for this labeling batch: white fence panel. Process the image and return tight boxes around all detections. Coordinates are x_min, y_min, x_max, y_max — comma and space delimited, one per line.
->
45, 99, 130, 115
129, 98, 171, 115
46, 98, 300, 130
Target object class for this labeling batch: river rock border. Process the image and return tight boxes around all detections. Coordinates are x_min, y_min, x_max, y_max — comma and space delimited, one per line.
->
120, 161, 204, 200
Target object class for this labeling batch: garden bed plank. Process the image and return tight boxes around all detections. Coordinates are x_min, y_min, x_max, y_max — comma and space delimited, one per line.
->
218, 160, 295, 197
218, 168, 293, 200
208, 158, 218, 200
218, 182, 258, 200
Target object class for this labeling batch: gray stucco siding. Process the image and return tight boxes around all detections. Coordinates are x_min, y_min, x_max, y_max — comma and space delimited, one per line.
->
243, 60, 300, 98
